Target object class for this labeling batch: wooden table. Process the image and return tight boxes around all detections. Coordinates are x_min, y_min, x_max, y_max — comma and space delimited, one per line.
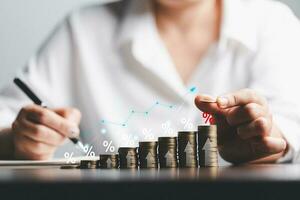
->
0, 164, 299, 200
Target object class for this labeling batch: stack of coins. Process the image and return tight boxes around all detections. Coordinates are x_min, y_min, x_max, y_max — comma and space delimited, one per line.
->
97, 154, 119, 169
178, 131, 198, 168
80, 160, 97, 169
198, 125, 218, 167
118, 147, 138, 169
158, 137, 178, 168
138, 142, 158, 168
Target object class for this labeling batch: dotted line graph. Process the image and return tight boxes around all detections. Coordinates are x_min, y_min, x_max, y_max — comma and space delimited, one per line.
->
101, 86, 197, 128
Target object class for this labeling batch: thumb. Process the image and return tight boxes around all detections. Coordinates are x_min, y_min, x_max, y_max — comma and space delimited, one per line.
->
194, 95, 223, 115
53, 108, 82, 124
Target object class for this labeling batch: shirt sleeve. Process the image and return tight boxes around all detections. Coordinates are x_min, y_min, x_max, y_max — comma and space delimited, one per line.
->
249, 3, 300, 162
0, 15, 76, 128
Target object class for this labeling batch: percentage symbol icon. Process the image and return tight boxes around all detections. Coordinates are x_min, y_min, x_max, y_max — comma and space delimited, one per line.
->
64, 152, 76, 164
142, 128, 155, 140
181, 118, 193, 129
103, 140, 115, 152
122, 134, 138, 146
162, 121, 174, 135
83, 145, 96, 157
202, 112, 215, 124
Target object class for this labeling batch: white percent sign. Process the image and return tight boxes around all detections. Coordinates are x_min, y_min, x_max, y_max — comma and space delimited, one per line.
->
83, 145, 96, 157
162, 121, 174, 135
103, 140, 115, 152
142, 128, 155, 140
64, 152, 76, 164
181, 118, 193, 129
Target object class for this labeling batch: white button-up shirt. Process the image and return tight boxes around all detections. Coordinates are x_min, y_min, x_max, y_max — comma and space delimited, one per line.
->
1, 0, 300, 162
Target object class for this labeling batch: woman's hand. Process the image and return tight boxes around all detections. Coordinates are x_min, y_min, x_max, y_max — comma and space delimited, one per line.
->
12, 104, 81, 160
195, 89, 287, 164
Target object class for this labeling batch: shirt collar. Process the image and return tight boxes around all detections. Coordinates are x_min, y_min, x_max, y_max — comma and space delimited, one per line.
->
117, 0, 188, 98
117, 0, 258, 52
116, 0, 149, 48
219, 0, 258, 52
115, 0, 258, 98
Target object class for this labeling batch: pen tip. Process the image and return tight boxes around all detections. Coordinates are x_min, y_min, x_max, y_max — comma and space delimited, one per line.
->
76, 141, 87, 153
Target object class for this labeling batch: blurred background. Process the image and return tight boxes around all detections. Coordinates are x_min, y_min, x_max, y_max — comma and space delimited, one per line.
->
0, 0, 300, 88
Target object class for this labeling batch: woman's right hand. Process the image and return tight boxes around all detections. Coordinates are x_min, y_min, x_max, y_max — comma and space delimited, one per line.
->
11, 104, 81, 160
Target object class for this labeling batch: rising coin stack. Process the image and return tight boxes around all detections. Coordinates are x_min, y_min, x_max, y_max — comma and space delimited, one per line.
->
118, 147, 138, 169
97, 154, 119, 169
178, 131, 198, 168
138, 141, 158, 168
80, 160, 97, 169
158, 137, 178, 168
198, 125, 218, 167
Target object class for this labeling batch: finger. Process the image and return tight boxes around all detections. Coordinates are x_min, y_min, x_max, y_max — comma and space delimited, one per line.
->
225, 103, 269, 126
53, 108, 81, 124
13, 119, 66, 146
194, 95, 223, 115
250, 136, 287, 155
22, 105, 80, 138
195, 94, 217, 103
217, 89, 267, 109
14, 134, 55, 160
237, 117, 272, 139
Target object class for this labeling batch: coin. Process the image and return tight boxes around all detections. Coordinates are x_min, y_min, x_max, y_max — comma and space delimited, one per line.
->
178, 131, 198, 168
198, 125, 219, 167
60, 165, 79, 169
158, 137, 178, 168
98, 154, 119, 169
197, 94, 217, 103
139, 141, 158, 168
118, 147, 138, 169
80, 160, 97, 169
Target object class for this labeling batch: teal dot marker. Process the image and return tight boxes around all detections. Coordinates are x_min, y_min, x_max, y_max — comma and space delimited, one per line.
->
190, 86, 197, 93
101, 120, 105, 123
101, 128, 107, 134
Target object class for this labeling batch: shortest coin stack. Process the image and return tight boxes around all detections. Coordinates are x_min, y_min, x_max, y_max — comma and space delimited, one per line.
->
198, 125, 218, 167
118, 147, 138, 169
97, 154, 119, 169
80, 160, 97, 169
158, 137, 178, 168
139, 141, 158, 168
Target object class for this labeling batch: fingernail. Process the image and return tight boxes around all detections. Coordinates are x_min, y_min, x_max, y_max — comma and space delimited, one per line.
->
217, 97, 228, 108
198, 94, 217, 103
70, 126, 80, 137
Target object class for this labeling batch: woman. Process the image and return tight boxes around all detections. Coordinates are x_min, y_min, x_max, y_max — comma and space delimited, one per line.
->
0, 0, 300, 164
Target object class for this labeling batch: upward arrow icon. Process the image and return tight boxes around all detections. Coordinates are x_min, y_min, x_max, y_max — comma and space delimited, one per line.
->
202, 138, 215, 166
164, 151, 173, 167
126, 152, 132, 167
184, 141, 193, 153
145, 152, 155, 167
106, 158, 112, 168
202, 138, 212, 151
184, 141, 193, 166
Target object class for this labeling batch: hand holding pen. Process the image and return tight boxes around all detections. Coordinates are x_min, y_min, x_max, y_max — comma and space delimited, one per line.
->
12, 78, 85, 160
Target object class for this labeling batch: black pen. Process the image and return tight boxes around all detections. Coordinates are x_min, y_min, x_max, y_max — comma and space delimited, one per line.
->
13, 78, 86, 153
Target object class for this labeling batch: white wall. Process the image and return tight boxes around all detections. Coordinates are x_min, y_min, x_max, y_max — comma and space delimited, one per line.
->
0, 0, 105, 87
0, 0, 300, 88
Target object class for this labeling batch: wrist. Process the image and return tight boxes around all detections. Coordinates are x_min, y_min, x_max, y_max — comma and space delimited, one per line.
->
0, 128, 15, 160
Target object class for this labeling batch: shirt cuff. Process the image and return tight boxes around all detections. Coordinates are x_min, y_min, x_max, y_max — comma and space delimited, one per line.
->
273, 114, 300, 163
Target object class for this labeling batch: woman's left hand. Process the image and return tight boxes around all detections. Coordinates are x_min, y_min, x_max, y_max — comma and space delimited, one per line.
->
195, 89, 287, 164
